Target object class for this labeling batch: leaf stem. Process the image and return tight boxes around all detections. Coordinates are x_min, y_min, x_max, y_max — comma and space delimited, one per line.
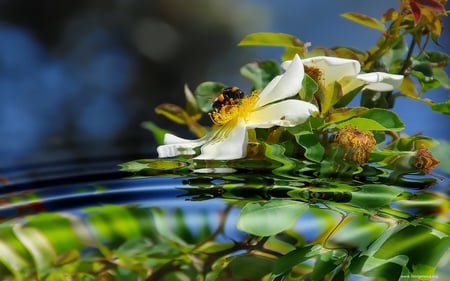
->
399, 37, 416, 75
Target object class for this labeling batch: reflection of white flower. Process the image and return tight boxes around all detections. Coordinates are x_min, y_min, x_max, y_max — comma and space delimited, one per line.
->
282, 56, 403, 92
157, 54, 318, 160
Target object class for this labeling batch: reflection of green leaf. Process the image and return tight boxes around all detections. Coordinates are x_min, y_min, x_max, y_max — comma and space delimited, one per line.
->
272, 245, 316, 276
374, 225, 450, 270
227, 254, 275, 280
120, 159, 188, 174
311, 250, 345, 281
86, 205, 142, 242
13, 226, 57, 279
237, 199, 308, 236
327, 214, 389, 251
350, 184, 404, 210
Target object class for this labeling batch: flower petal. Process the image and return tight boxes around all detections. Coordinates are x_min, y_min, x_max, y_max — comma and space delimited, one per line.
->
357, 72, 403, 91
301, 56, 361, 86
246, 99, 318, 128
256, 54, 304, 107
195, 119, 248, 160
157, 133, 205, 157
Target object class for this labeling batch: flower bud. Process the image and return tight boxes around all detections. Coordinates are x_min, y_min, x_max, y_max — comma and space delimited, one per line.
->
414, 145, 440, 173
334, 126, 377, 164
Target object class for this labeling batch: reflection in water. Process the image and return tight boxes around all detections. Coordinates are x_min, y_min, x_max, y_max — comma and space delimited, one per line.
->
1, 158, 448, 280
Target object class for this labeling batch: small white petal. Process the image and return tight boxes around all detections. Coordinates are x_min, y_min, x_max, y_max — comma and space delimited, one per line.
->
302, 56, 361, 86
357, 72, 403, 91
157, 133, 205, 157
195, 119, 248, 160
256, 54, 304, 107
246, 99, 318, 128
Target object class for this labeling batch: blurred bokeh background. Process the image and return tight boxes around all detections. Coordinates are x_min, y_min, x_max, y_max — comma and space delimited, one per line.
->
0, 0, 448, 168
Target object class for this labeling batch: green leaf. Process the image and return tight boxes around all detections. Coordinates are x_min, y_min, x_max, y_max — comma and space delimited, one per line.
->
320, 81, 343, 114
240, 60, 281, 90
194, 81, 226, 112
382, 39, 408, 71
341, 12, 386, 31
282, 46, 307, 61
141, 121, 167, 145
432, 68, 450, 89
238, 32, 304, 48
299, 74, 319, 101
155, 103, 189, 125
237, 199, 308, 236
384, 135, 438, 151
431, 139, 450, 173
184, 84, 202, 119
429, 100, 450, 114
289, 120, 325, 162
399, 76, 421, 99
336, 117, 389, 131
360, 89, 395, 109
361, 108, 405, 131
411, 68, 441, 93
324, 107, 368, 125
295, 131, 325, 163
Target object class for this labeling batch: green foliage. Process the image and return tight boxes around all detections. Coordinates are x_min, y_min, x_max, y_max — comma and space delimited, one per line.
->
240, 60, 281, 90
237, 199, 309, 236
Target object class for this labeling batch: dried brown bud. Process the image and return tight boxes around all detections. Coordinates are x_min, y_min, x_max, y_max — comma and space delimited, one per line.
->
334, 126, 377, 164
414, 145, 440, 173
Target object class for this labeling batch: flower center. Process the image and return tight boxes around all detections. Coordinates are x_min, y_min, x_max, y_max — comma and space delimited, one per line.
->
304, 65, 323, 84
210, 92, 259, 125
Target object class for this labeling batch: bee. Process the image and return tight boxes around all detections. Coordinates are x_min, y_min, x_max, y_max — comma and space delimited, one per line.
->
211, 86, 245, 112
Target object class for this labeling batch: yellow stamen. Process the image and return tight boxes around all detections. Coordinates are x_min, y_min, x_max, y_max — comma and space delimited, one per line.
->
210, 92, 259, 125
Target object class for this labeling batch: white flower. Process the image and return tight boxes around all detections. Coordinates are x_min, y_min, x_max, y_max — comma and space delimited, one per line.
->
282, 56, 403, 92
157, 54, 318, 160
